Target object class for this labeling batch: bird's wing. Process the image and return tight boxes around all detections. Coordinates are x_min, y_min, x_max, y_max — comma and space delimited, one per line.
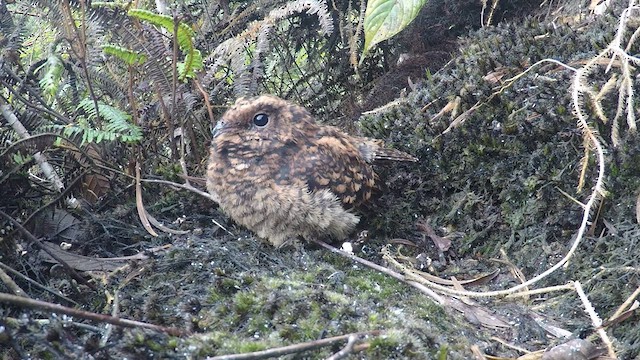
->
282, 130, 376, 207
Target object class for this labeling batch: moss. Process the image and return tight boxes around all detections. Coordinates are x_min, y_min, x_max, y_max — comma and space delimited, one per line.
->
233, 290, 258, 314
367, 331, 404, 357
192, 332, 273, 356
15, 3, 640, 359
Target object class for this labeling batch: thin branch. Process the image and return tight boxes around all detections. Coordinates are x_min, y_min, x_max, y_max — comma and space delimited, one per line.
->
0, 267, 27, 298
326, 335, 358, 360
0, 103, 65, 192
574, 281, 616, 359
311, 239, 445, 305
206, 331, 381, 360
0, 261, 78, 305
0, 292, 186, 336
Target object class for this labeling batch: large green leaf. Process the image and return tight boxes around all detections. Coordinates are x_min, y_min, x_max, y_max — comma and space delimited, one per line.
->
362, 0, 427, 60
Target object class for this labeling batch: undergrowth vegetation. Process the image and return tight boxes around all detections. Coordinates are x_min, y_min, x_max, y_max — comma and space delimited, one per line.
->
2, 0, 640, 358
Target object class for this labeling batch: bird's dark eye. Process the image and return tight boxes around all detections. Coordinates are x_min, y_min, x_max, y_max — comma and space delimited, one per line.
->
253, 113, 269, 127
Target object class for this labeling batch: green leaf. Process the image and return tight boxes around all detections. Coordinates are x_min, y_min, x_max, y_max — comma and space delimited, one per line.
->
103, 44, 147, 66
362, 0, 427, 61
127, 9, 203, 80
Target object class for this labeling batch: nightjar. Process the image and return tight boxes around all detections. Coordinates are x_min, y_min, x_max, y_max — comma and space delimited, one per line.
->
206, 95, 416, 246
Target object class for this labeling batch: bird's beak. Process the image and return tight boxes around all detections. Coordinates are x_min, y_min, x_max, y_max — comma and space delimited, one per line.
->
212, 120, 226, 138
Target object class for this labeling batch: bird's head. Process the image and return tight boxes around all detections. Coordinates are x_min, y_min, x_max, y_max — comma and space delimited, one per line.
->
212, 95, 315, 148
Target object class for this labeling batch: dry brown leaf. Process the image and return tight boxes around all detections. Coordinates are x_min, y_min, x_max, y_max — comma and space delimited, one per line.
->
135, 161, 158, 237
63, 142, 112, 204
416, 220, 451, 251
447, 297, 510, 330
483, 67, 510, 84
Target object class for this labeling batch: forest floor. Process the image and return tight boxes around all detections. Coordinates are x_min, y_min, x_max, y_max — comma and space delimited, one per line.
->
3, 0, 640, 359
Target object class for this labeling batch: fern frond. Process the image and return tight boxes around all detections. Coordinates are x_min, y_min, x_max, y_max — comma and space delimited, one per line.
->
58, 98, 143, 144
128, 9, 204, 80
86, 66, 128, 102
103, 44, 147, 66
182, 91, 198, 111
268, 0, 333, 36
139, 29, 173, 93
205, 0, 334, 97
37, 55, 65, 100
0, 6, 27, 61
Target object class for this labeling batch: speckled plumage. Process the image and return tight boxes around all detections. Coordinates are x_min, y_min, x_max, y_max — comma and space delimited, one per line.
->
206, 95, 417, 246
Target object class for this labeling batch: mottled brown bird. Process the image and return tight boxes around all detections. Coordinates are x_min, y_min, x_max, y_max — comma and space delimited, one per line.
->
206, 95, 417, 246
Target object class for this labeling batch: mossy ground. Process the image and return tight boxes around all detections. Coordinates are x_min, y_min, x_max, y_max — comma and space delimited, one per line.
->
3, 2, 640, 359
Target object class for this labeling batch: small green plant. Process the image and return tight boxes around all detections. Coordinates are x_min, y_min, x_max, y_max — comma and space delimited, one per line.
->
55, 98, 142, 144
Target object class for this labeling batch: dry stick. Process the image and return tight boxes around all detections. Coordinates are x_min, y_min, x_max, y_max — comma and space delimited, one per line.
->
0, 103, 65, 191
137, 179, 233, 236
609, 285, 640, 321
325, 335, 358, 360
0, 292, 186, 336
490, 336, 532, 355
0, 210, 96, 291
574, 282, 615, 359
311, 239, 445, 305
206, 331, 381, 360
193, 78, 215, 124
104, 174, 227, 233
0, 261, 77, 305
505, 283, 575, 299
140, 178, 216, 201
0, 266, 27, 298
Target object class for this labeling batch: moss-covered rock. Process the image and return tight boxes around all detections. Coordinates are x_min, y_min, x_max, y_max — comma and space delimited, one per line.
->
5, 2, 640, 359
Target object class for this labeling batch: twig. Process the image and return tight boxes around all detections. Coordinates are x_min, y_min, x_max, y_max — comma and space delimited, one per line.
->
0, 292, 186, 336
574, 281, 616, 359
609, 284, 640, 320
0, 266, 27, 298
504, 283, 575, 299
136, 178, 234, 236
0, 103, 65, 192
206, 331, 381, 360
310, 239, 444, 305
0, 261, 77, 305
140, 178, 219, 203
490, 336, 531, 354
325, 335, 358, 360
